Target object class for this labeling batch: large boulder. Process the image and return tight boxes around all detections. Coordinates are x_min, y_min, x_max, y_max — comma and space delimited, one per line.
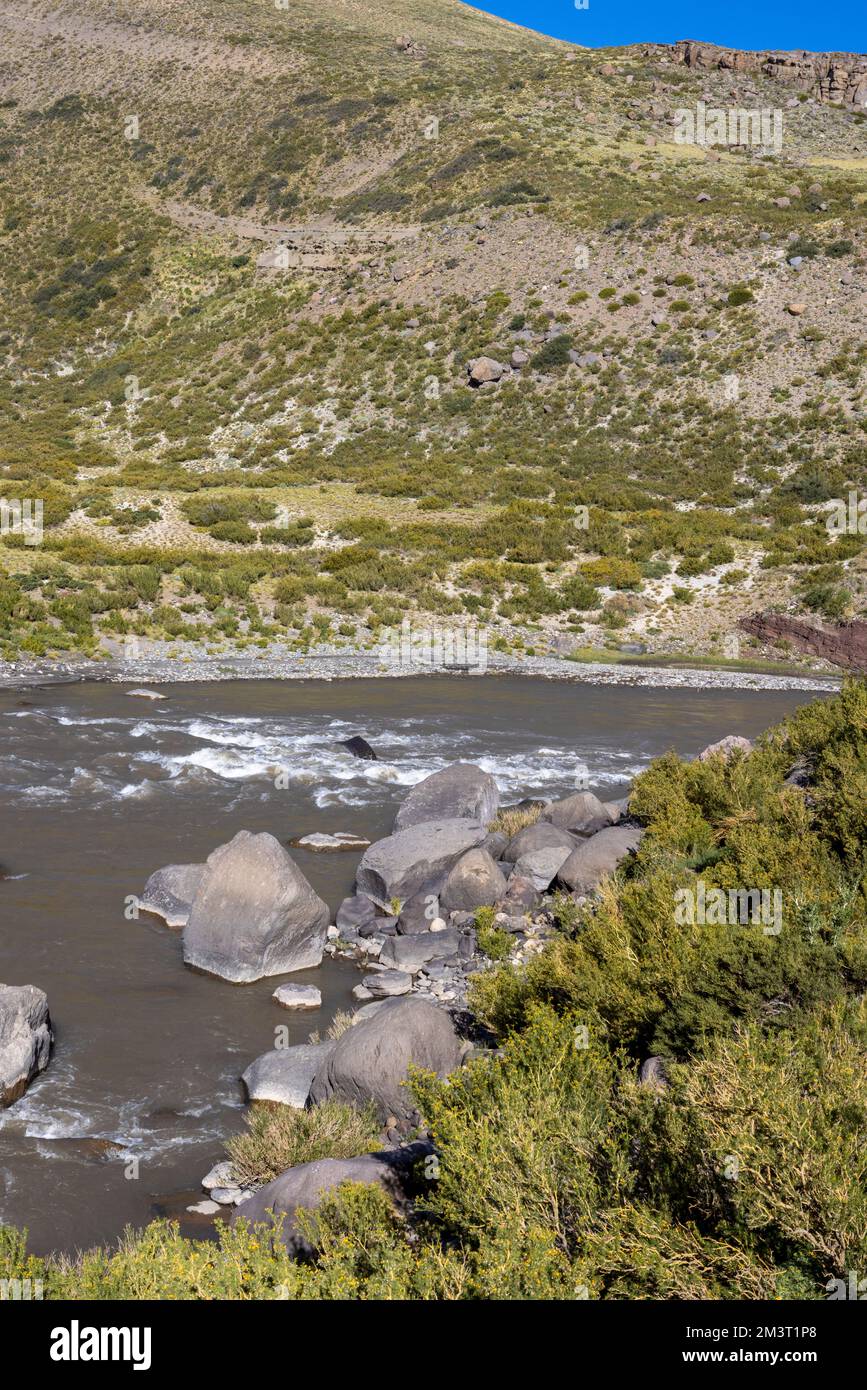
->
0, 984, 52, 1108
379, 929, 461, 974
503, 821, 575, 863
139, 863, 205, 928
231, 1141, 431, 1254
183, 831, 328, 983
309, 996, 464, 1121
557, 826, 644, 894
396, 887, 440, 935
336, 893, 377, 936
241, 1041, 335, 1107
467, 356, 505, 386
440, 848, 506, 914
496, 874, 540, 918
698, 735, 754, 762
513, 844, 573, 891
356, 819, 487, 909
393, 764, 499, 832
542, 791, 611, 836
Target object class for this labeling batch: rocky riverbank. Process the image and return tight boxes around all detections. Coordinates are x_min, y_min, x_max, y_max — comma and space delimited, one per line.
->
111, 745, 740, 1247
0, 647, 839, 694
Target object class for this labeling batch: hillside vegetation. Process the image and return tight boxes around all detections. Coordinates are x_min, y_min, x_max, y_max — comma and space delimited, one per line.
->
0, 0, 864, 665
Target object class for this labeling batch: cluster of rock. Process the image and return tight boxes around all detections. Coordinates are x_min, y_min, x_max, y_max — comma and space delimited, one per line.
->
671, 39, 867, 110
197, 996, 465, 1234
322, 765, 644, 1016
150, 739, 750, 1245
141, 829, 329, 982
177, 762, 649, 1243
467, 333, 622, 391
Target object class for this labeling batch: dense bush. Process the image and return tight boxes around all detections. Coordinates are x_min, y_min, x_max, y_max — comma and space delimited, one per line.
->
226, 1099, 380, 1190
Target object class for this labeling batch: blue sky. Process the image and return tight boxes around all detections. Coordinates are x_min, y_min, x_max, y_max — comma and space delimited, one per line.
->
462, 1, 865, 55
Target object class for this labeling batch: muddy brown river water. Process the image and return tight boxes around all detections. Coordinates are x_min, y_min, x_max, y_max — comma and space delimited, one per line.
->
0, 675, 827, 1255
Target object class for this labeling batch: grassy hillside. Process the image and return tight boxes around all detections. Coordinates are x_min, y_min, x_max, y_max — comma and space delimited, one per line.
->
0, 0, 864, 665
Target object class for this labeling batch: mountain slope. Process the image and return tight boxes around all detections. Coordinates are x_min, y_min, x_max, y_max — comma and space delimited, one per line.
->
0, 0, 864, 668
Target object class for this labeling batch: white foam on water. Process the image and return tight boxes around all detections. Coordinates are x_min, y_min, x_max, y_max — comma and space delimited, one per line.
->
186, 719, 270, 748
51, 714, 132, 728
117, 781, 156, 800
1, 1058, 234, 1166
2, 702, 648, 811
16, 784, 68, 802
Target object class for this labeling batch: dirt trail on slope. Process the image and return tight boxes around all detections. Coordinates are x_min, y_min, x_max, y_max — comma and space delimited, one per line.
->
146, 193, 419, 269
156, 196, 419, 247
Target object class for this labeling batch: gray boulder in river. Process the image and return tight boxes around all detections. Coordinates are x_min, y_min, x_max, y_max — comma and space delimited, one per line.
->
557, 826, 644, 895
363, 969, 413, 998
231, 1141, 432, 1254
183, 831, 328, 983
0, 983, 52, 1108
337, 735, 378, 761
393, 763, 499, 832
242, 1041, 335, 1107
356, 818, 488, 908
139, 863, 205, 928
309, 996, 464, 1122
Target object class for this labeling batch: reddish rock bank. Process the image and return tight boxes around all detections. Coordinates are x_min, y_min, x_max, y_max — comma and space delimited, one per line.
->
739, 612, 867, 670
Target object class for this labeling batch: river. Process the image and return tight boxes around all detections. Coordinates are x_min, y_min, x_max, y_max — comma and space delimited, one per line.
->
0, 675, 827, 1254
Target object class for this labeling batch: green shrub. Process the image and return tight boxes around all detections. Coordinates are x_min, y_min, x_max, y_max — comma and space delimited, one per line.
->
476, 922, 513, 961
560, 576, 600, 610
727, 287, 754, 307
530, 335, 573, 371
580, 557, 642, 590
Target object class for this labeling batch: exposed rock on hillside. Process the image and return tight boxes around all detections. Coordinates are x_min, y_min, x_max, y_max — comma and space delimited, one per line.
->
740, 613, 867, 671
672, 39, 867, 108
